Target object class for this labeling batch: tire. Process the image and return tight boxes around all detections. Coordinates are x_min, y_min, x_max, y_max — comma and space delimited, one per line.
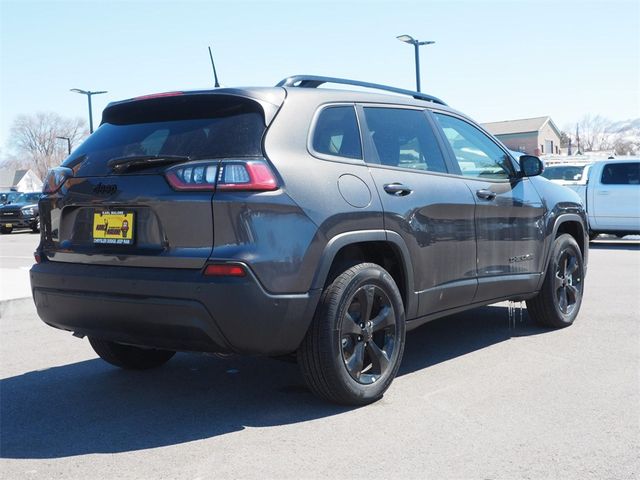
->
0, 226, 12, 234
31, 217, 40, 233
298, 262, 406, 406
88, 337, 175, 370
526, 234, 584, 328
588, 231, 598, 241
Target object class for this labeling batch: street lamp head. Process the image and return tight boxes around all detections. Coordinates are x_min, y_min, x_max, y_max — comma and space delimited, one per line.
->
70, 89, 108, 96
396, 34, 415, 44
396, 34, 435, 93
70, 88, 107, 134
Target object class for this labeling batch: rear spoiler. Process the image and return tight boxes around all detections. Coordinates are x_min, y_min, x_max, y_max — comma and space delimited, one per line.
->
102, 88, 286, 126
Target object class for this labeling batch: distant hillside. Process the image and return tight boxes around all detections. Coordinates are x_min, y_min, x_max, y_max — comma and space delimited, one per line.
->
605, 118, 640, 155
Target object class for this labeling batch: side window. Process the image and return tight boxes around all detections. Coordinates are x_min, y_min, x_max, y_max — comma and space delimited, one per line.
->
362, 108, 447, 173
601, 162, 640, 185
434, 113, 513, 180
312, 106, 362, 159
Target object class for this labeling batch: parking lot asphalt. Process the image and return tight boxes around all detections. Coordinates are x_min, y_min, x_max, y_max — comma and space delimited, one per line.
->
0, 235, 638, 480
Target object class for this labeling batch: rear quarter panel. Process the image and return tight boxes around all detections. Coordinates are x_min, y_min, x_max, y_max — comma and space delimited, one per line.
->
247, 90, 386, 293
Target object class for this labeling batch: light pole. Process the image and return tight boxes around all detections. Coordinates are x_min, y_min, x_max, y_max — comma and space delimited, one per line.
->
56, 136, 71, 155
70, 88, 107, 133
396, 34, 435, 92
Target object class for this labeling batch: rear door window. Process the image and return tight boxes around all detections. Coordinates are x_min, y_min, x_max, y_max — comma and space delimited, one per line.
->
362, 107, 448, 173
311, 106, 362, 159
600, 162, 640, 185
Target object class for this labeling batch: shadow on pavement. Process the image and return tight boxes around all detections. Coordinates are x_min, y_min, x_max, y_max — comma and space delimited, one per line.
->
0, 305, 546, 459
400, 305, 545, 376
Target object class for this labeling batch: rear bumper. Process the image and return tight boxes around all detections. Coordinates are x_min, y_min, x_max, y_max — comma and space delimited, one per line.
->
30, 262, 321, 355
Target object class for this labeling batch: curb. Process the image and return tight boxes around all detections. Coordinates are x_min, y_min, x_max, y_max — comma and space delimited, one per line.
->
0, 297, 34, 319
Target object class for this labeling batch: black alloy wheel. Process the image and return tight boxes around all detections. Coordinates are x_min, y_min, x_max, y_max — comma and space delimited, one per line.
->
340, 285, 396, 384
527, 234, 584, 328
298, 262, 406, 405
554, 247, 582, 315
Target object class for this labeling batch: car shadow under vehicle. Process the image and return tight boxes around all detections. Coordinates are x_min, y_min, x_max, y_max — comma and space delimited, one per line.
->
400, 304, 546, 376
0, 305, 547, 459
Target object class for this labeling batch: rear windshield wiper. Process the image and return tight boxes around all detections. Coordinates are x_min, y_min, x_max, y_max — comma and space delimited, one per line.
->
107, 155, 191, 173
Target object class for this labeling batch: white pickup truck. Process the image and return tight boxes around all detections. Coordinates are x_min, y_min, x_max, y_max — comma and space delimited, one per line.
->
542, 159, 640, 239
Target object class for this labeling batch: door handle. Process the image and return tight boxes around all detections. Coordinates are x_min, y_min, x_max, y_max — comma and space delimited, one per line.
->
476, 189, 497, 200
384, 183, 412, 196
597, 190, 610, 195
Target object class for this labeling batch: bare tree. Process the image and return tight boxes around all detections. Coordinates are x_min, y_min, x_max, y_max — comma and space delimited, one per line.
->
577, 114, 611, 151
611, 137, 639, 156
8, 112, 88, 178
0, 149, 30, 171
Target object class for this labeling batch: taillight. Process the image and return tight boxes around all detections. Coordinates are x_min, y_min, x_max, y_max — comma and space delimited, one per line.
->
217, 160, 278, 191
165, 161, 218, 191
165, 159, 278, 192
43, 166, 73, 193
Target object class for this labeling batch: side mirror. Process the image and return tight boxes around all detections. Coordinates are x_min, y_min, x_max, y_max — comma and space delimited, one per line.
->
518, 155, 544, 177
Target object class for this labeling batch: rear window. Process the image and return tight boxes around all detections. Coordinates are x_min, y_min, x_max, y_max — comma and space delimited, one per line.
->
601, 162, 640, 185
311, 106, 362, 159
64, 95, 266, 176
542, 165, 588, 181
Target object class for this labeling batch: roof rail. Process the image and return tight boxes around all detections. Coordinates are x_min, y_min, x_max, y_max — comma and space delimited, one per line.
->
276, 75, 447, 106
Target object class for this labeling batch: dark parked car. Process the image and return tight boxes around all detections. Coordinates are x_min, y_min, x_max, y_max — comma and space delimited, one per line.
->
0, 192, 41, 233
31, 76, 588, 405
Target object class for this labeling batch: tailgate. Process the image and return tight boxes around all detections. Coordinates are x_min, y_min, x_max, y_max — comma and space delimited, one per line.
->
40, 174, 214, 268
40, 90, 284, 268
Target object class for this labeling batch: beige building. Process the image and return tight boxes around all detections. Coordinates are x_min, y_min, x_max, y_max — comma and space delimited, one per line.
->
482, 116, 562, 156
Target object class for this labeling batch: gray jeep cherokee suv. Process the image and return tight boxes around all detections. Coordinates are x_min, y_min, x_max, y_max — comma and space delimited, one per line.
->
31, 75, 588, 405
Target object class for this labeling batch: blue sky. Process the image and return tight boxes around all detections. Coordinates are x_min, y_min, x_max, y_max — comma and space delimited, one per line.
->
1, 0, 638, 149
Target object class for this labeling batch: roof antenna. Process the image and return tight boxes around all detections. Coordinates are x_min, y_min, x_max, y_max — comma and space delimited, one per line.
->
208, 46, 220, 87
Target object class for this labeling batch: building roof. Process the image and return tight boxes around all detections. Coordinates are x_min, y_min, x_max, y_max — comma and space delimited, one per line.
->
0, 169, 31, 189
482, 116, 561, 137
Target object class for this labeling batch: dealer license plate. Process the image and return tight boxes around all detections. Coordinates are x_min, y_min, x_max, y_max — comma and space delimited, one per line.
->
92, 210, 134, 245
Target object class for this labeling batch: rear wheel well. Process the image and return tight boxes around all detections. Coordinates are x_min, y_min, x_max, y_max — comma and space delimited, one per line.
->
325, 242, 407, 309
556, 221, 585, 257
